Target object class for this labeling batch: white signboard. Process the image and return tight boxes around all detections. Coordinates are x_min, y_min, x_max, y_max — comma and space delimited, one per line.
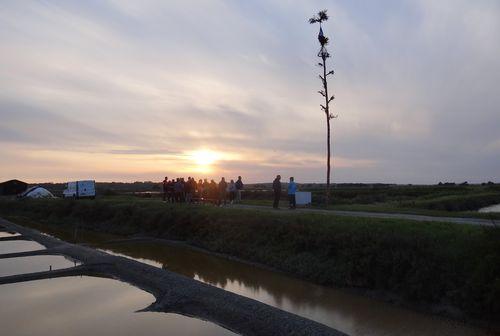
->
295, 192, 312, 206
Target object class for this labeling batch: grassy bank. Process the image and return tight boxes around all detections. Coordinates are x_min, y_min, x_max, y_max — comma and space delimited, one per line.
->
0, 197, 499, 324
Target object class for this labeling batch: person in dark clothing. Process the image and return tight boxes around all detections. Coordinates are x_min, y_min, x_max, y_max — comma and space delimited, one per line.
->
162, 176, 168, 202
218, 177, 228, 206
228, 179, 236, 204
272, 175, 281, 209
209, 179, 217, 202
235, 176, 244, 203
190, 178, 197, 202
288, 177, 297, 209
203, 179, 210, 199
174, 178, 184, 203
181, 178, 187, 202
168, 179, 176, 203
197, 179, 203, 200
185, 177, 192, 203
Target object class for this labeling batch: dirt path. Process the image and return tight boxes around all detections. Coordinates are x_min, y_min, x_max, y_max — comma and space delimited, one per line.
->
232, 204, 497, 227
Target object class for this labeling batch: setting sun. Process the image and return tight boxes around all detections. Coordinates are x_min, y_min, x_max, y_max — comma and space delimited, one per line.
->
190, 150, 220, 167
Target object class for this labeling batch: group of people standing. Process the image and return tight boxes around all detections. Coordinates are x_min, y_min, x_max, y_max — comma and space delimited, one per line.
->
162, 176, 244, 206
162, 175, 298, 209
273, 175, 298, 209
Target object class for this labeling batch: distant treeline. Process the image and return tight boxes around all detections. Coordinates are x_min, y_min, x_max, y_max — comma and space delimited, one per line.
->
31, 181, 499, 195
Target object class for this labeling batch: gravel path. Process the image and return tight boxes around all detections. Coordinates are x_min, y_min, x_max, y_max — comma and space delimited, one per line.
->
232, 205, 498, 227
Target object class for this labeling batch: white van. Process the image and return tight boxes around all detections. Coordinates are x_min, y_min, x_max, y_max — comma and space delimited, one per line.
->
63, 180, 96, 199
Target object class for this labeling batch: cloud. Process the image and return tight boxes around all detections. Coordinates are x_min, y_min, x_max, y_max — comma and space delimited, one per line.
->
0, 101, 122, 149
0, 0, 499, 183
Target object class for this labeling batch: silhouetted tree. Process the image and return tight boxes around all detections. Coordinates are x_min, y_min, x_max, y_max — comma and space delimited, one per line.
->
309, 10, 336, 205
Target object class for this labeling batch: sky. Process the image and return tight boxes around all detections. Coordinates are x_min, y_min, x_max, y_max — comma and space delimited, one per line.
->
1, 0, 499, 184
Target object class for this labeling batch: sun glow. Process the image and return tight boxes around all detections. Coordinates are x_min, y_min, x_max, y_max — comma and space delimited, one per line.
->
190, 150, 220, 167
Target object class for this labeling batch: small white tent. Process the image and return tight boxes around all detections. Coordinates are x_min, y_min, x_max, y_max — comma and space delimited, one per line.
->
20, 186, 55, 199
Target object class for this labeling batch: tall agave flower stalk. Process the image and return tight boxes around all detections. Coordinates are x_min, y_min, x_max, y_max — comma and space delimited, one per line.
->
309, 10, 336, 205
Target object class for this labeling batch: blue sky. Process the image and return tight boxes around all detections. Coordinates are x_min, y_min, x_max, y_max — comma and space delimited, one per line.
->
1, 0, 499, 183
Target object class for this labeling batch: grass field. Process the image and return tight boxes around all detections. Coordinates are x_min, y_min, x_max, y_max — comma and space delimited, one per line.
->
242, 198, 500, 220
237, 183, 500, 220
32, 182, 500, 219
0, 196, 499, 324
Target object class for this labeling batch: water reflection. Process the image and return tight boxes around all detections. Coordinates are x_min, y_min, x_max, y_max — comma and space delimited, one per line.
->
0, 276, 236, 336
0, 240, 45, 254
478, 204, 500, 213
11, 223, 494, 336
98, 241, 493, 336
0, 255, 79, 277
0, 231, 20, 238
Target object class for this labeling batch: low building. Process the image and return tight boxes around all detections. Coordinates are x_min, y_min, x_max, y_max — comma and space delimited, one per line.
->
0, 179, 28, 196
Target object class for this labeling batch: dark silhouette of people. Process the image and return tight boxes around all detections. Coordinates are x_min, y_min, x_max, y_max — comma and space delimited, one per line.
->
235, 176, 244, 203
161, 176, 244, 205
209, 179, 217, 201
184, 177, 197, 203
190, 177, 197, 202
162, 176, 168, 202
174, 178, 184, 203
203, 179, 210, 199
288, 177, 297, 209
218, 177, 227, 206
273, 175, 281, 209
197, 179, 203, 199
168, 179, 176, 202
185, 177, 193, 203
181, 178, 187, 202
228, 179, 236, 204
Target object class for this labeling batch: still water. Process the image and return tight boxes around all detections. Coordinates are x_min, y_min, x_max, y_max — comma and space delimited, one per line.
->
0, 255, 79, 277
15, 224, 493, 336
478, 204, 500, 213
0, 240, 45, 254
0, 276, 236, 336
0, 231, 20, 238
